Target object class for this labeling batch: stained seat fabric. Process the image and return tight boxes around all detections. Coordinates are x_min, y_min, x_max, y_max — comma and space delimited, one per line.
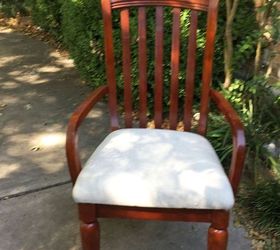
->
73, 128, 234, 210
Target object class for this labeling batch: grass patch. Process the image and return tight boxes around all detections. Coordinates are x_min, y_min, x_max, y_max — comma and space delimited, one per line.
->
236, 179, 280, 249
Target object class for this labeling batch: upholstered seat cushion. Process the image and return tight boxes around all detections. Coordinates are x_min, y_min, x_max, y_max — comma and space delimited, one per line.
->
73, 128, 234, 210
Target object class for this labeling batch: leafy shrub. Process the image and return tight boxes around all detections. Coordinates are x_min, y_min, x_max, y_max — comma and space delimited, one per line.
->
268, 0, 280, 42
26, 0, 62, 40
60, 2, 257, 117
61, 5, 203, 114
214, 0, 258, 82
208, 76, 280, 176
2, 0, 258, 114
61, 0, 105, 85
207, 111, 232, 166
0, 0, 30, 17
230, 0, 258, 76
224, 77, 280, 166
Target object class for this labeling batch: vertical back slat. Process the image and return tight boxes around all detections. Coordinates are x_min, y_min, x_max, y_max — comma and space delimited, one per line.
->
198, 0, 219, 135
138, 7, 147, 128
154, 7, 164, 128
169, 8, 181, 130
183, 10, 198, 131
101, 0, 119, 130
120, 8, 133, 127
102, 0, 218, 132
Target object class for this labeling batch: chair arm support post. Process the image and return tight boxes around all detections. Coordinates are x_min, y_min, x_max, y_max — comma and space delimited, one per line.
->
66, 85, 109, 184
209, 89, 246, 195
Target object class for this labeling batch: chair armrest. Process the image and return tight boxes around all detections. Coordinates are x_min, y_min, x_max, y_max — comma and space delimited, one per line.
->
66, 85, 109, 184
210, 89, 246, 195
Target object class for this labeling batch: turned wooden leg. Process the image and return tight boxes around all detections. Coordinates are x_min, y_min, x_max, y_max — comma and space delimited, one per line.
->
78, 204, 100, 250
207, 211, 229, 250
207, 226, 228, 250
80, 221, 100, 250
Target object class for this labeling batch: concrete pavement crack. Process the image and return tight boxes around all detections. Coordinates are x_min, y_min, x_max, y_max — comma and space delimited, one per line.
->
0, 180, 72, 201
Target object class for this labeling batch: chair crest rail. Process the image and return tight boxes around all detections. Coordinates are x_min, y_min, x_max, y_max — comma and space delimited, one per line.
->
111, 0, 209, 11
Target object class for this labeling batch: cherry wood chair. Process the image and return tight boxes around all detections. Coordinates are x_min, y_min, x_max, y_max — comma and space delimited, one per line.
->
66, 0, 246, 249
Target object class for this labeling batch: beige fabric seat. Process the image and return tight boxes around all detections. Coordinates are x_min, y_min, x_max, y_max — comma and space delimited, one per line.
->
73, 128, 234, 210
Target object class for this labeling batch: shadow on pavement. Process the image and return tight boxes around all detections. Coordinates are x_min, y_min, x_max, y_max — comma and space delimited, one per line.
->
0, 27, 109, 198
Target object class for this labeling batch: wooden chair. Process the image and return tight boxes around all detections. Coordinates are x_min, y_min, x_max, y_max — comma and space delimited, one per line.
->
66, 0, 246, 249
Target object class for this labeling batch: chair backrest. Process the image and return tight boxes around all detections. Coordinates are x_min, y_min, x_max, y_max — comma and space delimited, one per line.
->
101, 0, 219, 135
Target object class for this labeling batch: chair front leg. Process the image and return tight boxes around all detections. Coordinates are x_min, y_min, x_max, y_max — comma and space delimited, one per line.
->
79, 204, 100, 250
208, 226, 228, 250
207, 211, 229, 250
80, 221, 100, 250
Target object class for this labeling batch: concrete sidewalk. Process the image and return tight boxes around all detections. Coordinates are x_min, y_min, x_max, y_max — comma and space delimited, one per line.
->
0, 26, 252, 250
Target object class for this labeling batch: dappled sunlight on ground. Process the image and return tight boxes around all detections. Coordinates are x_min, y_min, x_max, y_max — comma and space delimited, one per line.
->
0, 164, 20, 179
1, 80, 20, 89
0, 26, 109, 198
49, 51, 75, 68
14, 73, 50, 84
35, 132, 66, 147
0, 27, 14, 33
0, 55, 24, 66
37, 65, 64, 73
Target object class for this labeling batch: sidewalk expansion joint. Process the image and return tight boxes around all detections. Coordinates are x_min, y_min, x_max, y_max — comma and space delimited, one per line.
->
0, 180, 72, 201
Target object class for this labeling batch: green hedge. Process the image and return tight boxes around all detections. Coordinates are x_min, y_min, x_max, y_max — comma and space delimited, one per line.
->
14, 0, 254, 116
61, 0, 105, 85
0, 0, 30, 17
26, 0, 63, 40
1, 0, 257, 101
60, 0, 256, 88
